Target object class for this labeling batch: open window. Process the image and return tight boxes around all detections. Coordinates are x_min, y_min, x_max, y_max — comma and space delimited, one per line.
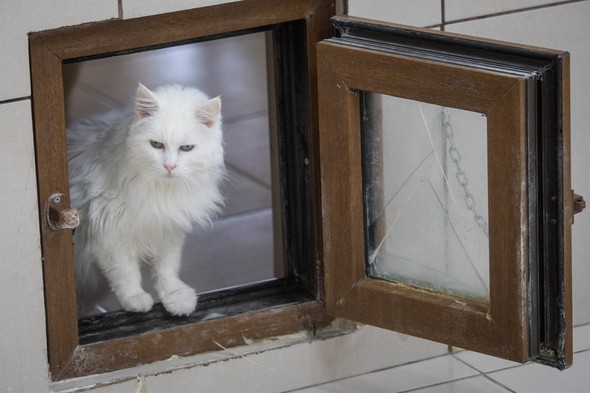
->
30, 0, 333, 380
318, 16, 573, 370
30, 3, 576, 381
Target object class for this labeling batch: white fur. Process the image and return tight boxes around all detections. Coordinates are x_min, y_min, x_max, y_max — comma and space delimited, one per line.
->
68, 83, 224, 316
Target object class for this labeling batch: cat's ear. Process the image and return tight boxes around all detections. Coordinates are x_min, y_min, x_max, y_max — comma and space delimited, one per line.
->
196, 97, 221, 128
135, 83, 159, 119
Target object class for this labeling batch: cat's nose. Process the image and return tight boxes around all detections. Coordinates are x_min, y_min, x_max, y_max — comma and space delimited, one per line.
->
164, 163, 177, 174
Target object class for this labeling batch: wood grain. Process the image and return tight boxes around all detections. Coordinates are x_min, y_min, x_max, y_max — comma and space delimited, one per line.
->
61, 300, 326, 379
29, 34, 80, 378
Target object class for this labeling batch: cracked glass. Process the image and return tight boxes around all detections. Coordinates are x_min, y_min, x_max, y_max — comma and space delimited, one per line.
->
363, 93, 490, 301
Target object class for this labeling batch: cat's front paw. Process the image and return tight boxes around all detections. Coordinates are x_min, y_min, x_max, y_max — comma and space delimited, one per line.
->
161, 286, 197, 316
120, 292, 154, 313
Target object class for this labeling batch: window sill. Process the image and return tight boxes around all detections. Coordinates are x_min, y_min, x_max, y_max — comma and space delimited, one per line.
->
51, 317, 358, 392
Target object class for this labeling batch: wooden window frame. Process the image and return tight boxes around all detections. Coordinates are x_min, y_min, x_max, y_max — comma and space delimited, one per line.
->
30, 0, 334, 381
30, 3, 575, 380
318, 17, 572, 369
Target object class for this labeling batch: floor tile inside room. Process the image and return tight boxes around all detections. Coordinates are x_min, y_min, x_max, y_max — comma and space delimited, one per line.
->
288, 324, 590, 393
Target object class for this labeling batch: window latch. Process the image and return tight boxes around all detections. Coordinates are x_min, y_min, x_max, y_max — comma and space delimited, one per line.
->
573, 190, 586, 224
45, 193, 79, 230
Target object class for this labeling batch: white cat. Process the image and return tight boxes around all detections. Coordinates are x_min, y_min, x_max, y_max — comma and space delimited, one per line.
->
68, 83, 224, 316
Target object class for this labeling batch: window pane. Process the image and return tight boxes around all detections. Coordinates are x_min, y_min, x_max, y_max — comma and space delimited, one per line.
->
363, 93, 489, 300
63, 32, 285, 315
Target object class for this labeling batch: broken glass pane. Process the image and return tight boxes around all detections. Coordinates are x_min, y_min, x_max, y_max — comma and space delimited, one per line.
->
363, 93, 489, 300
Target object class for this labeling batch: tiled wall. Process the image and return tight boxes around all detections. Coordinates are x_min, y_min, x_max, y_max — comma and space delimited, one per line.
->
0, 1, 588, 392
2, 3, 118, 392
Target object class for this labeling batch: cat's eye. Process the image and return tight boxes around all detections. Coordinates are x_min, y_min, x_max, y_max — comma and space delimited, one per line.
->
179, 144, 195, 152
150, 140, 164, 150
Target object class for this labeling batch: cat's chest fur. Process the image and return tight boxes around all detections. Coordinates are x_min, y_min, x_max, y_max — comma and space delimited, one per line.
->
89, 174, 212, 236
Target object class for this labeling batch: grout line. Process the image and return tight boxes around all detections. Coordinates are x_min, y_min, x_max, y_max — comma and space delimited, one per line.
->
286, 344, 590, 392
451, 351, 527, 374
397, 375, 487, 393
224, 161, 271, 190
482, 374, 518, 393
282, 353, 455, 393
0, 96, 31, 105
214, 206, 272, 222
440, 0, 445, 30
442, 0, 587, 26
223, 109, 269, 125
449, 350, 530, 376
451, 352, 488, 374
118, 0, 124, 19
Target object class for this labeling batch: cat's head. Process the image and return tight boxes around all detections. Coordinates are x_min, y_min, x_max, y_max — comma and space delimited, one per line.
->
126, 83, 224, 184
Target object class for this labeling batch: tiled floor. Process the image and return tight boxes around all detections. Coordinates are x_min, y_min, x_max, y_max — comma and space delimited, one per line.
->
290, 324, 590, 393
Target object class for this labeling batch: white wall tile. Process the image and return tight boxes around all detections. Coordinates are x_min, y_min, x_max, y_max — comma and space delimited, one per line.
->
446, 1, 590, 326
122, 0, 240, 19
0, 100, 48, 393
348, 0, 442, 27
145, 327, 447, 393
487, 350, 590, 393
292, 356, 478, 393
445, 0, 559, 22
410, 376, 513, 393
53, 378, 142, 393
452, 351, 520, 374
0, 0, 118, 102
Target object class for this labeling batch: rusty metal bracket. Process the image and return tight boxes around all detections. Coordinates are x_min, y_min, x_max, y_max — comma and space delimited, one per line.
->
45, 193, 79, 230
